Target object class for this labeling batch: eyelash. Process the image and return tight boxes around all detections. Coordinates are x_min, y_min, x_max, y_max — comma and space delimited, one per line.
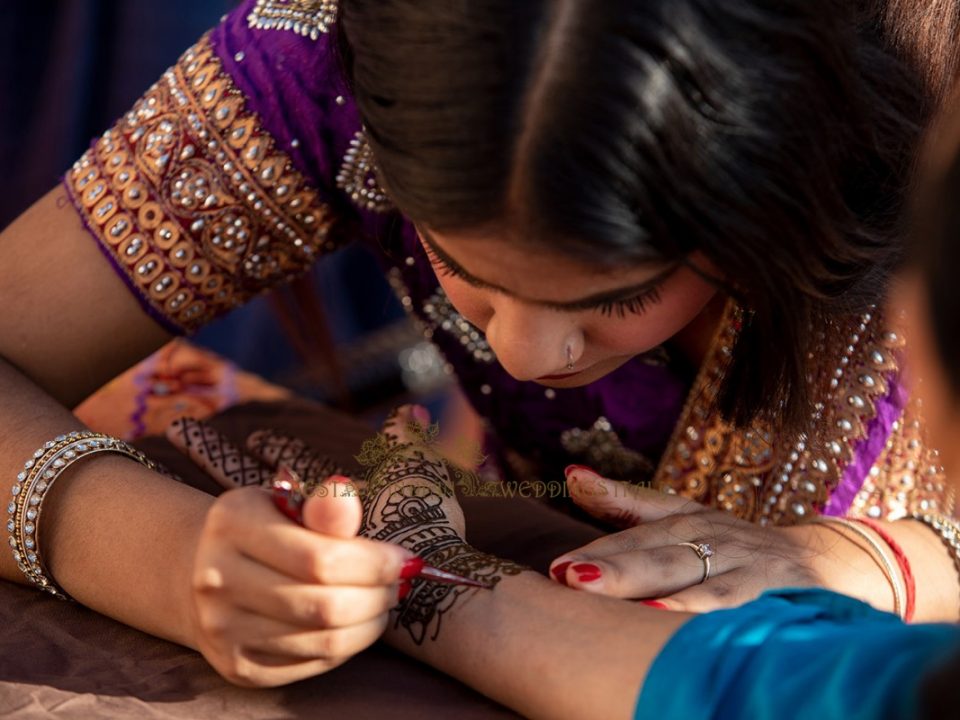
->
423, 246, 664, 318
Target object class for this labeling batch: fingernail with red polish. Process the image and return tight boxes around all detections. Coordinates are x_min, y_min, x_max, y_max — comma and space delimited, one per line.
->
641, 600, 668, 610
551, 561, 573, 586
572, 563, 602, 583
400, 557, 425, 580
565, 464, 598, 480
271, 467, 304, 524
397, 580, 412, 602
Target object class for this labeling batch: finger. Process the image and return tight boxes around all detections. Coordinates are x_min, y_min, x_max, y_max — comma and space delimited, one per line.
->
550, 512, 726, 571
302, 475, 364, 539
167, 418, 274, 489
382, 404, 432, 445
566, 466, 703, 524
553, 544, 733, 599
211, 488, 412, 585
657, 569, 764, 613
246, 430, 345, 489
243, 613, 389, 661
207, 550, 401, 628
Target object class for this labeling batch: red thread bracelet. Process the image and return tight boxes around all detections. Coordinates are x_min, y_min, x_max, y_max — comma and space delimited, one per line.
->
854, 518, 916, 622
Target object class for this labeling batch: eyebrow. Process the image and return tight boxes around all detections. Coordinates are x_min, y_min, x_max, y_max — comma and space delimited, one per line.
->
419, 229, 679, 311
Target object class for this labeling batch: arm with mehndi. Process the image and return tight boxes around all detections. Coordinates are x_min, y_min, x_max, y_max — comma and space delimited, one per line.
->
364, 408, 690, 720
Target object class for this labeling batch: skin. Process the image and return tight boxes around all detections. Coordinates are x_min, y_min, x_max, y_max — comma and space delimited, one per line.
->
0, 188, 414, 684
419, 227, 720, 382
424, 224, 960, 622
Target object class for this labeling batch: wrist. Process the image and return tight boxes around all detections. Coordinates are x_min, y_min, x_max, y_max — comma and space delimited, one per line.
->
796, 522, 900, 613
889, 516, 960, 622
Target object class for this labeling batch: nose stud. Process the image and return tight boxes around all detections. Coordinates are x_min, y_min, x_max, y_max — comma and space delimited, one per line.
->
566, 345, 575, 371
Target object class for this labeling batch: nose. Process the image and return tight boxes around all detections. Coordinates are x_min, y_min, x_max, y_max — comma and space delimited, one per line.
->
483, 299, 581, 381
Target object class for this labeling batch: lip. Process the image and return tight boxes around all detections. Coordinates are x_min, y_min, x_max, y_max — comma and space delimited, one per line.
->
537, 371, 583, 381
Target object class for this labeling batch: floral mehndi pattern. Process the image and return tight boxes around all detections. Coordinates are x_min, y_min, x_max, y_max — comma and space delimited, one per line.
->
356, 414, 526, 645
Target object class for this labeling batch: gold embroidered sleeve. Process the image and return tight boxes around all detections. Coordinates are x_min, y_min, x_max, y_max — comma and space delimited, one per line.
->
63, 35, 339, 335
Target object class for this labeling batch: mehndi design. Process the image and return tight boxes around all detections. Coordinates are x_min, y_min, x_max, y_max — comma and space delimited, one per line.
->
356, 409, 527, 645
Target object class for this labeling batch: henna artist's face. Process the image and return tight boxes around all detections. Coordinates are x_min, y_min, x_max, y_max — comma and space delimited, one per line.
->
418, 228, 719, 386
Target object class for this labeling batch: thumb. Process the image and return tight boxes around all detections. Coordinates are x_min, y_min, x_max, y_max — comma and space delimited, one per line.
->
302, 474, 364, 539
565, 466, 699, 526
565, 466, 646, 528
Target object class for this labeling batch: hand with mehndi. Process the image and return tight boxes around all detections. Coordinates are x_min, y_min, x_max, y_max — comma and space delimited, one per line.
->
164, 418, 414, 687
361, 405, 525, 645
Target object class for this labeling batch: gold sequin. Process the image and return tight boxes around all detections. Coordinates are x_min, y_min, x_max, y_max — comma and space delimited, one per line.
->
64, 35, 338, 334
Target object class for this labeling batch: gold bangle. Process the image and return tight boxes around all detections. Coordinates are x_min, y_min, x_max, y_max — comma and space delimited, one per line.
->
8, 432, 158, 600
808, 516, 905, 620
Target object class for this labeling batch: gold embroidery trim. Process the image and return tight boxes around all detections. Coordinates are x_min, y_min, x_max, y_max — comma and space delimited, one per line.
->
651, 300, 951, 524
247, 0, 338, 41
64, 35, 338, 334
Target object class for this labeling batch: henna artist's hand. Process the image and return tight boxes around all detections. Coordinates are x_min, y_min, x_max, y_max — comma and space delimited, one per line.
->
165, 418, 414, 687
548, 467, 898, 614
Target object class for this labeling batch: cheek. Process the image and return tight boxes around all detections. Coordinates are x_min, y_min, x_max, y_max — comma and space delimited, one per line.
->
586, 270, 718, 352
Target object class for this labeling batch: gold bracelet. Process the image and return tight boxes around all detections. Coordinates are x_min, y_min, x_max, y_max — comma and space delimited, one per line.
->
808, 516, 905, 619
909, 513, 960, 620
8, 432, 158, 600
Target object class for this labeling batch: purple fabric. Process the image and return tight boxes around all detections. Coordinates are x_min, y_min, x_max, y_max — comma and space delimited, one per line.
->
822, 374, 909, 517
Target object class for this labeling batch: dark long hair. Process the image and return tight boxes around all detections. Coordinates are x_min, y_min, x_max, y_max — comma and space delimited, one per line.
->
338, 0, 928, 434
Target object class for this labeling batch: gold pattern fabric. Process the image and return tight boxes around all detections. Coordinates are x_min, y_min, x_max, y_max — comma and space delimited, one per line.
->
651, 300, 951, 524
64, 35, 338, 334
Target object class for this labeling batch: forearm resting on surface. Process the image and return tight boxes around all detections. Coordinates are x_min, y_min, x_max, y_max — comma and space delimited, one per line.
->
0, 186, 171, 406
885, 518, 960, 622
0, 354, 211, 647
386, 554, 690, 720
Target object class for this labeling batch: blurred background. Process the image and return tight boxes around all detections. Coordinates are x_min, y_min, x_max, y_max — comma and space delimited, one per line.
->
0, 1, 463, 432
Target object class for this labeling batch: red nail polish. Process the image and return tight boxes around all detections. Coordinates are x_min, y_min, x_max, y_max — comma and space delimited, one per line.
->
572, 563, 602, 583
565, 464, 597, 479
397, 580, 412, 602
270, 468, 305, 524
551, 561, 573, 586
641, 600, 668, 610
400, 557, 425, 580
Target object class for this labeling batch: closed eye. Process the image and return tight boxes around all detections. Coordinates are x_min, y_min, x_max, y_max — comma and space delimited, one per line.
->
423, 245, 665, 317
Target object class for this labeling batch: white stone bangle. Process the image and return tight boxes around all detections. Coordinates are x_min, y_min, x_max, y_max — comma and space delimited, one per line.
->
8, 432, 158, 600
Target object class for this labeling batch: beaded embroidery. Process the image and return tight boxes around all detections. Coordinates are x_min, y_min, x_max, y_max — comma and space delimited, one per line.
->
247, 0, 338, 41
560, 417, 655, 481
64, 35, 337, 334
386, 267, 495, 366
651, 300, 951, 524
336, 130, 394, 213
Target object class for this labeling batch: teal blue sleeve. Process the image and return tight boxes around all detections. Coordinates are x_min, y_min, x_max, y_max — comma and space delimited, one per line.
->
635, 589, 960, 720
